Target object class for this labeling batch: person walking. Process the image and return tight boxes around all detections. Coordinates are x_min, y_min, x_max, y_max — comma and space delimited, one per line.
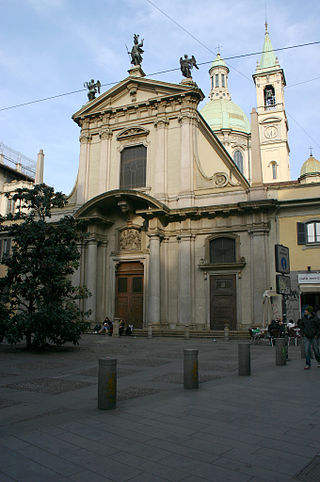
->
299, 306, 320, 370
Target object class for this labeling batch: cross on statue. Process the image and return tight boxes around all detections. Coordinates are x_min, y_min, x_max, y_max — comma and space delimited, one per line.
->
309, 146, 313, 156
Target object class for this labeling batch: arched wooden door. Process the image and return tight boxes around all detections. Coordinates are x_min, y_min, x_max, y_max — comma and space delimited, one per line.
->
115, 262, 144, 328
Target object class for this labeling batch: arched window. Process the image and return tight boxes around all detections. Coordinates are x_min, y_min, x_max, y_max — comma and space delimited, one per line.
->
120, 145, 147, 189
233, 150, 243, 173
271, 161, 277, 179
210, 237, 236, 264
215, 74, 219, 87
264, 85, 275, 108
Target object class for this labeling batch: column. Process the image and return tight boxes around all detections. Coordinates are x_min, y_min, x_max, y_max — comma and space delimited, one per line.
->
154, 117, 168, 199
249, 227, 269, 324
178, 234, 193, 325
77, 132, 91, 205
99, 240, 108, 321
86, 236, 98, 323
178, 113, 195, 207
99, 129, 112, 194
147, 234, 161, 325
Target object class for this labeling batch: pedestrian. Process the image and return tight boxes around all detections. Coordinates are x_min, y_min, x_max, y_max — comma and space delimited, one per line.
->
299, 306, 320, 370
99, 316, 111, 335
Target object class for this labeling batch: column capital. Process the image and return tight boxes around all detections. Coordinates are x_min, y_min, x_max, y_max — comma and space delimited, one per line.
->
99, 129, 113, 140
176, 234, 196, 241
79, 132, 92, 144
154, 116, 169, 128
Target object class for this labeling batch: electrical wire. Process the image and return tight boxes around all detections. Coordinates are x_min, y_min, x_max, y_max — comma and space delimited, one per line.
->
0, 40, 319, 113
286, 111, 320, 151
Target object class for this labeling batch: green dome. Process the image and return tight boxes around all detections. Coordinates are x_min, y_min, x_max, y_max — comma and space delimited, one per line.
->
200, 98, 250, 134
300, 155, 320, 176
210, 53, 228, 71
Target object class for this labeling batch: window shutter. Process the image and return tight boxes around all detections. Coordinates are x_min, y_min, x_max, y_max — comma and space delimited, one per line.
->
297, 222, 306, 245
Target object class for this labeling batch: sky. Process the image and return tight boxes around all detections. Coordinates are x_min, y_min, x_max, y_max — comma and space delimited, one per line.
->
1, 0, 320, 194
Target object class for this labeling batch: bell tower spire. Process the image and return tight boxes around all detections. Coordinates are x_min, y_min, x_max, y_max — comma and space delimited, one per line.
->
252, 24, 290, 183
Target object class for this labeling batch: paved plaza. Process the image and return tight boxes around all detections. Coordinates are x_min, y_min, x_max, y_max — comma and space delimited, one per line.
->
0, 335, 319, 481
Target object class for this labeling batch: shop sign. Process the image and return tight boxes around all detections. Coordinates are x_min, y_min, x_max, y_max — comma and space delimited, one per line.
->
298, 273, 320, 284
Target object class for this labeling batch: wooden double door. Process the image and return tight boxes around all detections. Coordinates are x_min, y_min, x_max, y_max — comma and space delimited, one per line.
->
210, 274, 237, 330
115, 262, 144, 328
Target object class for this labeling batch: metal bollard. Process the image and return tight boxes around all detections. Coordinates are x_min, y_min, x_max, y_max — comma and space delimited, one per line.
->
184, 324, 190, 340
238, 344, 251, 376
148, 323, 152, 339
98, 358, 117, 410
184, 349, 199, 389
275, 338, 286, 366
224, 323, 230, 341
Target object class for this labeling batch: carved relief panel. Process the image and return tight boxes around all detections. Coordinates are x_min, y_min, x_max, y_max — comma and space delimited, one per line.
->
119, 228, 142, 251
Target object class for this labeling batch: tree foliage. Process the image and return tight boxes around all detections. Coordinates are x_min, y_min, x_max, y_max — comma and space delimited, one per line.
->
0, 184, 89, 349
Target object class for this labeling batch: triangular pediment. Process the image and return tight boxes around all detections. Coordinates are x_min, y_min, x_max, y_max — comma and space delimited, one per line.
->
73, 76, 204, 125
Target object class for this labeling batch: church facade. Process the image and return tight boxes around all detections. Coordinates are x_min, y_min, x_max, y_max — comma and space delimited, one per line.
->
52, 28, 298, 331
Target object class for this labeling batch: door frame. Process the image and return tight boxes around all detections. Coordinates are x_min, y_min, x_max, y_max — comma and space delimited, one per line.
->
206, 270, 241, 330
110, 255, 147, 326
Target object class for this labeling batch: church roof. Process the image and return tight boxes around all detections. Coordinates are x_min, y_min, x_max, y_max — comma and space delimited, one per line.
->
200, 98, 250, 134
300, 155, 320, 176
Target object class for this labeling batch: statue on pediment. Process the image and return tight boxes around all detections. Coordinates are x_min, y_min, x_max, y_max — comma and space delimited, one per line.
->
130, 34, 144, 66
180, 54, 199, 78
84, 79, 101, 101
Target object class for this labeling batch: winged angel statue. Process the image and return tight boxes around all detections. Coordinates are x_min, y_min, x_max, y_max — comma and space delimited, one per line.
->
180, 54, 199, 78
84, 79, 101, 101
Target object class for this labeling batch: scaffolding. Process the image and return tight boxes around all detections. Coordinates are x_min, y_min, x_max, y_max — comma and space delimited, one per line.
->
0, 142, 36, 179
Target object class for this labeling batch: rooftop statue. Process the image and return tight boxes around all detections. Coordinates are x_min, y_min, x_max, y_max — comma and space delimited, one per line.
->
180, 54, 199, 78
84, 79, 101, 101
130, 34, 144, 66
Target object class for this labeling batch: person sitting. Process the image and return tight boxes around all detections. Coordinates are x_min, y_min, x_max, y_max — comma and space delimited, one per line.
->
125, 324, 133, 336
119, 319, 125, 336
99, 317, 112, 335
106, 319, 113, 336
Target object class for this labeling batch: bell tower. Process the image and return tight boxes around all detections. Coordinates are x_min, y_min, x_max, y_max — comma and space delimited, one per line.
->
252, 23, 290, 183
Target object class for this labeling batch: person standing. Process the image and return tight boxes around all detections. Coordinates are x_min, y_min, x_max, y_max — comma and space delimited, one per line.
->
299, 306, 320, 369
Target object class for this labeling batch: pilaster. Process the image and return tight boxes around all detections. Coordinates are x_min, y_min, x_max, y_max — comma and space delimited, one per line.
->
86, 235, 98, 323
147, 234, 161, 324
177, 234, 195, 325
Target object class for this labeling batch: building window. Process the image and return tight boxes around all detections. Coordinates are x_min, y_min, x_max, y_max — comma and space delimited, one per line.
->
221, 74, 225, 87
233, 150, 243, 173
120, 145, 147, 189
271, 162, 277, 179
210, 237, 236, 264
297, 221, 320, 245
0, 238, 11, 262
264, 85, 275, 108
215, 74, 219, 87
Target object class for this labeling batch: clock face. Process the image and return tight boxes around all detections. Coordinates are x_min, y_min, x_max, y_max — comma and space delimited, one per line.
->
264, 125, 278, 139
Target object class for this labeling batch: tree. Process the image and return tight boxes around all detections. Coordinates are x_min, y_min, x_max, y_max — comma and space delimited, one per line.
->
0, 184, 89, 349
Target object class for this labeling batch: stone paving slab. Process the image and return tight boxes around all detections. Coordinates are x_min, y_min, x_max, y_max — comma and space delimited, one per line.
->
0, 336, 319, 481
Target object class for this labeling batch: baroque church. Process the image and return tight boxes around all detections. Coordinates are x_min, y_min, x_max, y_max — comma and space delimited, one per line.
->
51, 24, 291, 332
3, 26, 316, 331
